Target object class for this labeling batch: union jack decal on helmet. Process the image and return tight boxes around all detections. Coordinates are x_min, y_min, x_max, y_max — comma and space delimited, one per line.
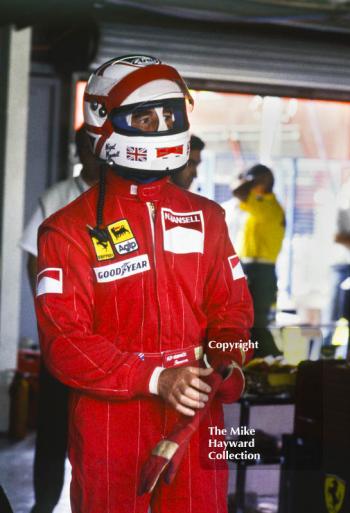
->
126, 146, 148, 162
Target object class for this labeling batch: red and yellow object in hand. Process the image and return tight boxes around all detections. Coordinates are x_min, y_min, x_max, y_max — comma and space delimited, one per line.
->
138, 359, 245, 495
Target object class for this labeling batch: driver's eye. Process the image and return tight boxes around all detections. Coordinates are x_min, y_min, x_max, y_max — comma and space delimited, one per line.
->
138, 115, 150, 124
134, 111, 149, 120
131, 108, 159, 132
163, 109, 174, 127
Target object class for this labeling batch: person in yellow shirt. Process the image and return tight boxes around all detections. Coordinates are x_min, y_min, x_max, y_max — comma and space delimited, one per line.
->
233, 164, 285, 357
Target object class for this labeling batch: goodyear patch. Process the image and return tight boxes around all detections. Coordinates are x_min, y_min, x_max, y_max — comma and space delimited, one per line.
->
107, 219, 138, 255
91, 235, 115, 262
94, 254, 150, 283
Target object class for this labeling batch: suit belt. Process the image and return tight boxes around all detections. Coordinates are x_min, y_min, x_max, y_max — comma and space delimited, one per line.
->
137, 345, 203, 369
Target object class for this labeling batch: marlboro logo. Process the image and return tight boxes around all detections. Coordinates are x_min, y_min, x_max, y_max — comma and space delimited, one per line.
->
36, 268, 63, 296
157, 145, 183, 158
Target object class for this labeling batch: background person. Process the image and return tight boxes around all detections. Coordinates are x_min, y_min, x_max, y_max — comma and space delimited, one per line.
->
21, 126, 100, 291
323, 183, 350, 349
171, 134, 204, 190
233, 163, 285, 358
20, 125, 100, 513
221, 173, 248, 249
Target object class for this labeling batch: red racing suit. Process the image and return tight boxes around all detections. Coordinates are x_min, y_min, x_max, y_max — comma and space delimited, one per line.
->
35, 170, 253, 513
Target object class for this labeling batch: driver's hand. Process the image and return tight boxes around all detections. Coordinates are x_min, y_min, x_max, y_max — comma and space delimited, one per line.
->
158, 366, 213, 416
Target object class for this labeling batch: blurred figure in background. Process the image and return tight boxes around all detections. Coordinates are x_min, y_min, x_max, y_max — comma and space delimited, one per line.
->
171, 134, 204, 190
233, 164, 285, 358
323, 183, 350, 350
19, 125, 100, 513
221, 173, 247, 250
21, 126, 99, 287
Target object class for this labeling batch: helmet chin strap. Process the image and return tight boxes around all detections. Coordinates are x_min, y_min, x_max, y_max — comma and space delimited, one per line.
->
87, 164, 110, 244
134, 176, 161, 184
116, 169, 167, 183
112, 162, 187, 183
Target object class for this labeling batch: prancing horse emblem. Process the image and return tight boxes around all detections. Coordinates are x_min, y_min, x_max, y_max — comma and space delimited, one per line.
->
111, 225, 130, 240
325, 474, 346, 513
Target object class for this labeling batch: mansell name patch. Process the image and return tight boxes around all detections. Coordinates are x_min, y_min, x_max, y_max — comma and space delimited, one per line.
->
161, 208, 204, 254
94, 254, 150, 283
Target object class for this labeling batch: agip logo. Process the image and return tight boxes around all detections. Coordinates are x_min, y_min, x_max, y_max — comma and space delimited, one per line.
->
325, 474, 346, 513
107, 219, 138, 255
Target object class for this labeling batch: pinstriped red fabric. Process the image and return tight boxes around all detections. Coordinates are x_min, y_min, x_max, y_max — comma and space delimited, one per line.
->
36, 170, 253, 513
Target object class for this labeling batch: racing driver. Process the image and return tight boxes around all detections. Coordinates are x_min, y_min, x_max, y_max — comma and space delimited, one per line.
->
35, 55, 254, 513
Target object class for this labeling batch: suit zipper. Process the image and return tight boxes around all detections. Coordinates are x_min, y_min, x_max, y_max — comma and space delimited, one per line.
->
147, 202, 156, 250
147, 202, 162, 347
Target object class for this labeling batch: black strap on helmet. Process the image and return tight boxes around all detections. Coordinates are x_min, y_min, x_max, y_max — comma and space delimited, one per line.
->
88, 164, 110, 244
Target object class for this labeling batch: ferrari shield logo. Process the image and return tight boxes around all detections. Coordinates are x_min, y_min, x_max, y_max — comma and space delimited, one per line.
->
90, 235, 115, 262
325, 474, 346, 513
107, 219, 138, 255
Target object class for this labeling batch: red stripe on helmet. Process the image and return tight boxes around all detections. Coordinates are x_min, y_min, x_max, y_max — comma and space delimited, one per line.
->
105, 64, 193, 110
84, 124, 105, 135
84, 93, 108, 103
95, 134, 107, 156
95, 119, 114, 156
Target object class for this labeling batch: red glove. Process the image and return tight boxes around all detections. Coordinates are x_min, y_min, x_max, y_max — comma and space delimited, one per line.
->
138, 353, 247, 495
137, 370, 224, 495
216, 362, 245, 403
206, 353, 246, 404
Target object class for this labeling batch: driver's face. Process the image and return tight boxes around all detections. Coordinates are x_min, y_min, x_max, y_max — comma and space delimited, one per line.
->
131, 106, 174, 132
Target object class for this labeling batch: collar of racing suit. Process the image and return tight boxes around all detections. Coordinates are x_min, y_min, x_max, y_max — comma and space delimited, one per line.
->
105, 168, 170, 202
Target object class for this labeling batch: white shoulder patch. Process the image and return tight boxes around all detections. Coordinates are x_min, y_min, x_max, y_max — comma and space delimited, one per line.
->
228, 255, 245, 280
36, 268, 63, 296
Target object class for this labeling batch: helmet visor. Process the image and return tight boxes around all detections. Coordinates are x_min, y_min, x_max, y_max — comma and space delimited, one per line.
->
109, 98, 189, 136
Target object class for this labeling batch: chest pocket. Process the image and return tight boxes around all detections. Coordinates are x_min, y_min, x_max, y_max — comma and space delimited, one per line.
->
161, 208, 204, 254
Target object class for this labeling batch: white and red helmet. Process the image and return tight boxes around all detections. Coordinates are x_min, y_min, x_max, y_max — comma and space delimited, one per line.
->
83, 55, 194, 176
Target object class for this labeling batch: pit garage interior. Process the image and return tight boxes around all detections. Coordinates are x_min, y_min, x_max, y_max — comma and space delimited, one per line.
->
1, 1, 350, 512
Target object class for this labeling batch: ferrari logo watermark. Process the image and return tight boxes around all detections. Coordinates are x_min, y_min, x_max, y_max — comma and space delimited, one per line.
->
325, 474, 346, 513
